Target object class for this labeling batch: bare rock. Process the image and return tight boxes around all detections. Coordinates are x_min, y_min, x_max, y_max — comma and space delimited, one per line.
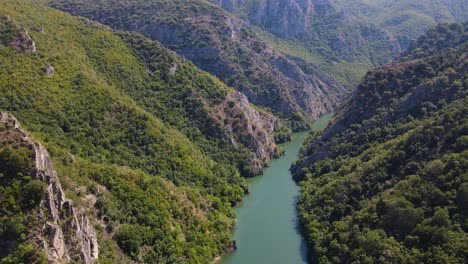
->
10, 27, 37, 53
44, 65, 55, 76
215, 91, 281, 175
169, 64, 177, 75
68, 152, 75, 164
0, 112, 99, 264
46, 223, 67, 260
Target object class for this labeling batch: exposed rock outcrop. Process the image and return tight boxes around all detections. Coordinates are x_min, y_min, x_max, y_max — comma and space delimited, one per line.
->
44, 65, 55, 76
25, 29, 36, 52
215, 91, 281, 175
249, 0, 315, 38
0, 112, 98, 264
1, 16, 37, 53
52, 0, 348, 122
211, 0, 334, 38
12, 28, 37, 53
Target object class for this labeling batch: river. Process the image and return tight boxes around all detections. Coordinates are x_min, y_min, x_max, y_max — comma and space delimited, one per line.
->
221, 115, 332, 264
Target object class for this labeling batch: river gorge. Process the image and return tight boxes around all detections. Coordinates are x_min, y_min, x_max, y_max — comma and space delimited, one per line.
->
221, 115, 332, 264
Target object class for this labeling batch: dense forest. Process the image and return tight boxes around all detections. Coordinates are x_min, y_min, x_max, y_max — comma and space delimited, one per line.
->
50, 0, 350, 123
292, 23, 468, 263
0, 0, 283, 262
0, 0, 467, 263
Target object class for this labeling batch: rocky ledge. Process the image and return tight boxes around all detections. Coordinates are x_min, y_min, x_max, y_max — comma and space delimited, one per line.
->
216, 91, 282, 175
0, 112, 99, 263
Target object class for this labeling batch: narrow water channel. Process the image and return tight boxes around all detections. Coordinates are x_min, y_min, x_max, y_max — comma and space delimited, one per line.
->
221, 115, 332, 264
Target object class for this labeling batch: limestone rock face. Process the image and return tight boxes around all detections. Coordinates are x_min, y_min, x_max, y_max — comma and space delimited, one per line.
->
215, 91, 281, 175
211, 0, 334, 38
52, 0, 348, 121
0, 112, 99, 264
14, 28, 37, 53
250, 0, 315, 38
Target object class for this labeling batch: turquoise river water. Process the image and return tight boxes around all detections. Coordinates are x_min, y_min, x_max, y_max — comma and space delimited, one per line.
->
220, 115, 332, 264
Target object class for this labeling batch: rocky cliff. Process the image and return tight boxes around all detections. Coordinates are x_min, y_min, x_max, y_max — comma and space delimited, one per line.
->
210, 0, 330, 38
249, 0, 315, 38
207, 0, 400, 88
0, 113, 99, 263
51, 0, 348, 122
215, 91, 281, 175
210, 0, 465, 90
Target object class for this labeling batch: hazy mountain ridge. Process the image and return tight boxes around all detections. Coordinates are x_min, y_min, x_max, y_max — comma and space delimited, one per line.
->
212, 0, 467, 88
333, 0, 468, 47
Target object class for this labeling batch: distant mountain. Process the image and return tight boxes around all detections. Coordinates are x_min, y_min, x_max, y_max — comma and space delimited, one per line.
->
211, 0, 467, 88
292, 23, 467, 263
51, 0, 349, 124
334, 0, 468, 47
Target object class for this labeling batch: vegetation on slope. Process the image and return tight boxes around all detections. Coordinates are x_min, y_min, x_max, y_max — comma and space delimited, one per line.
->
50, 0, 348, 122
333, 0, 468, 47
208, 0, 399, 89
292, 23, 468, 263
0, 0, 280, 262
0, 137, 48, 263
213, 0, 467, 89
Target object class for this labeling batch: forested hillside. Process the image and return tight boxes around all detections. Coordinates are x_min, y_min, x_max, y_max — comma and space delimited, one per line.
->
50, 0, 349, 124
2, 0, 467, 263
0, 0, 285, 262
334, 0, 467, 47
292, 23, 468, 263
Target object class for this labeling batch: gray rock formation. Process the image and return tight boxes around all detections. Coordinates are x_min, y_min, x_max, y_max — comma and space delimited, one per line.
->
0, 16, 37, 54
250, 0, 314, 38
52, 0, 348, 122
215, 91, 281, 174
16, 28, 37, 53
210, 0, 334, 38
0, 112, 99, 264
44, 65, 55, 76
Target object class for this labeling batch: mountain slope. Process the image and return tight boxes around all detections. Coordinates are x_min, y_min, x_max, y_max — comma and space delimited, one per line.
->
333, 0, 468, 47
50, 0, 349, 122
0, 113, 98, 263
208, 0, 401, 88
211, 0, 467, 88
291, 23, 468, 263
0, 0, 285, 262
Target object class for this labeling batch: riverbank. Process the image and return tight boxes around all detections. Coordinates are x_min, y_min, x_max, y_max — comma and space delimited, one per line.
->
220, 115, 332, 264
